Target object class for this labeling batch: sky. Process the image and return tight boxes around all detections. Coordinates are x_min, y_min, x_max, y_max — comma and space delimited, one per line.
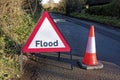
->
41, 0, 61, 4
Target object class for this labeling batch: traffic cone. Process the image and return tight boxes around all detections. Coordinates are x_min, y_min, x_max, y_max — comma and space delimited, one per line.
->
82, 25, 98, 65
77, 25, 103, 69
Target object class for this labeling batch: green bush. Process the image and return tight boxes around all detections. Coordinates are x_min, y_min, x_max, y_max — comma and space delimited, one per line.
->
86, 0, 120, 18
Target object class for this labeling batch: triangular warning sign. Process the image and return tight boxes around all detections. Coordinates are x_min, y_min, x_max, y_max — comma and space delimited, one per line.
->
22, 11, 70, 53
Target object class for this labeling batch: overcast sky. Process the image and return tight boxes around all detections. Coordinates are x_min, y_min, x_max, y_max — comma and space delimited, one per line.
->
42, 0, 61, 4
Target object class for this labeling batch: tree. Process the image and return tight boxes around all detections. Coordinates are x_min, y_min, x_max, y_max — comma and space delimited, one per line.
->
65, 0, 85, 14
27, 0, 42, 16
57, 0, 66, 13
48, 0, 54, 4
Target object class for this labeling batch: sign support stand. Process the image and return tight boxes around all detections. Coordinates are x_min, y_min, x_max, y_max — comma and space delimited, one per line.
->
58, 52, 60, 60
70, 51, 73, 70
57, 51, 73, 70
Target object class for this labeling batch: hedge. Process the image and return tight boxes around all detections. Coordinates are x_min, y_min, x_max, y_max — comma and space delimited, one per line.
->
86, 0, 120, 18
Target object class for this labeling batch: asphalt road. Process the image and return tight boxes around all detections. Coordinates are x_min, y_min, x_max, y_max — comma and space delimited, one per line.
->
50, 13, 120, 66
20, 13, 120, 80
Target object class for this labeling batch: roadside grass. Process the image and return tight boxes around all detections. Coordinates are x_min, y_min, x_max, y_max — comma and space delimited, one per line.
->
0, 0, 37, 79
0, 29, 21, 80
70, 12, 120, 28
0, 13, 36, 79
0, 55, 21, 80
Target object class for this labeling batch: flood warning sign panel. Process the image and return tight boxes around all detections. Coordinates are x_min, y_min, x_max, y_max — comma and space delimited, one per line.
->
22, 11, 70, 53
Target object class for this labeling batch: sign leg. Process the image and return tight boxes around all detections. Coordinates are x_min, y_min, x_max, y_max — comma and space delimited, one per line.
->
58, 52, 60, 60
70, 51, 73, 70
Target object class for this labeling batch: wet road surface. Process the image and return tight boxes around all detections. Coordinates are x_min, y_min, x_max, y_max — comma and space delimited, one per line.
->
51, 13, 120, 66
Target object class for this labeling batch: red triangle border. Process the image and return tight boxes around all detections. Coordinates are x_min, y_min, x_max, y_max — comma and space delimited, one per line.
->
22, 11, 70, 53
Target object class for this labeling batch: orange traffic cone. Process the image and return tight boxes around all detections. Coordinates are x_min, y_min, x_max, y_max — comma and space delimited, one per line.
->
77, 25, 103, 69
82, 25, 98, 65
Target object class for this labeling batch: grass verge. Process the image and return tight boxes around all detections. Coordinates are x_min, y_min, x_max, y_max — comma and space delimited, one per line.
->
0, 55, 21, 80
70, 12, 120, 28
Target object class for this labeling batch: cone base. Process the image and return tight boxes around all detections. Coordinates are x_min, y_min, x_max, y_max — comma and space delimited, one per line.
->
77, 60, 103, 70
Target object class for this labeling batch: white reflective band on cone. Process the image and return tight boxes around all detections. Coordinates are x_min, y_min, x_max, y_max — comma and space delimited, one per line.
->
86, 37, 96, 53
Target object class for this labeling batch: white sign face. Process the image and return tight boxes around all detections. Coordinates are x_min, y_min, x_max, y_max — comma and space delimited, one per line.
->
28, 17, 65, 48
